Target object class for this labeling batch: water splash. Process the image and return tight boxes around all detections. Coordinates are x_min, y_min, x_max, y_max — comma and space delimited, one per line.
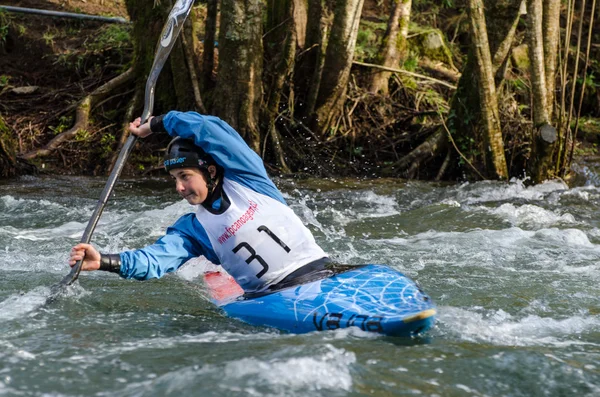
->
438, 306, 600, 347
0, 287, 50, 321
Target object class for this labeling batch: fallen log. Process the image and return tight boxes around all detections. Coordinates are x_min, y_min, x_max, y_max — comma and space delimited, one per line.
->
20, 68, 134, 160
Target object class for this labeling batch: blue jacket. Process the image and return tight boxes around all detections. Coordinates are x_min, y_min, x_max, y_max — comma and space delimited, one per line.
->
119, 111, 286, 280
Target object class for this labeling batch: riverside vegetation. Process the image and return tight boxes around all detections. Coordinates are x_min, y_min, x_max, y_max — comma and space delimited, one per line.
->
0, 0, 598, 183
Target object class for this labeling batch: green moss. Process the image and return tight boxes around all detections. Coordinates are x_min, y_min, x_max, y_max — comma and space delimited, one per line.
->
511, 44, 529, 72
407, 26, 454, 69
403, 50, 419, 71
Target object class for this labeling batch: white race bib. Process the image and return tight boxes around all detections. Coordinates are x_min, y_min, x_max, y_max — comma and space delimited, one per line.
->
196, 179, 326, 291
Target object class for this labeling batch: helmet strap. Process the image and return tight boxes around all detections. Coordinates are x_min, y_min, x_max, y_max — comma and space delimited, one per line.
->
201, 168, 219, 192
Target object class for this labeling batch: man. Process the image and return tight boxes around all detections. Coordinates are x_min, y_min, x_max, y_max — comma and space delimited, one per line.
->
69, 111, 329, 293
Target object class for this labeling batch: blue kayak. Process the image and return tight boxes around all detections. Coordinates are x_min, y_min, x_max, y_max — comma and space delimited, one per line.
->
205, 264, 436, 337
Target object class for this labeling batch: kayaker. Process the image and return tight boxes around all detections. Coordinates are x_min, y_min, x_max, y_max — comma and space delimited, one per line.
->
68, 111, 330, 294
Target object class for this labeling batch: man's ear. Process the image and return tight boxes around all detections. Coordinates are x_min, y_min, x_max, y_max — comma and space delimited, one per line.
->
208, 165, 217, 180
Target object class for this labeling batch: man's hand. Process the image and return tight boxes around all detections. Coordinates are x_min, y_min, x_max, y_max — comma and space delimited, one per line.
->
69, 243, 101, 271
128, 116, 153, 138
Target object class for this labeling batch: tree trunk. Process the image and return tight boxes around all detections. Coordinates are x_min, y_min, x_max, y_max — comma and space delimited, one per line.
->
466, 0, 507, 179
447, 0, 521, 180
201, 0, 218, 94
369, 0, 412, 94
261, 0, 297, 172
543, 0, 561, 119
527, 0, 549, 125
293, 0, 307, 49
525, 0, 558, 183
491, 0, 524, 78
181, 18, 206, 113
124, 0, 198, 115
294, 0, 334, 120
314, 0, 365, 136
213, 0, 263, 153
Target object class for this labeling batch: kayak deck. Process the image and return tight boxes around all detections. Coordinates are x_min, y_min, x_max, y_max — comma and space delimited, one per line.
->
204, 264, 436, 337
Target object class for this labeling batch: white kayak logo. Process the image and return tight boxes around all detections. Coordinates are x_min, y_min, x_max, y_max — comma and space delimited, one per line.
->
160, 0, 194, 47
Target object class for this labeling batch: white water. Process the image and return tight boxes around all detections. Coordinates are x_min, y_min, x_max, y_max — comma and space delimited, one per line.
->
0, 175, 599, 396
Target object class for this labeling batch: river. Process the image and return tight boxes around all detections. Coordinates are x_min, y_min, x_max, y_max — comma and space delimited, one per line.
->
0, 172, 599, 396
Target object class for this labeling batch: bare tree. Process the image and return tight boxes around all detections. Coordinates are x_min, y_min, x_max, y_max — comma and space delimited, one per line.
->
313, 0, 365, 135
213, 0, 264, 152
543, 0, 561, 118
526, 0, 561, 183
467, 0, 508, 179
369, 0, 412, 94
125, 0, 199, 114
201, 0, 218, 93
293, 0, 334, 120
260, 0, 298, 172
426, 0, 523, 180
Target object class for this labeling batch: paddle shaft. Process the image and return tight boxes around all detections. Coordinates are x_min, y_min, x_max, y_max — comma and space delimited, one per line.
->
57, 0, 195, 287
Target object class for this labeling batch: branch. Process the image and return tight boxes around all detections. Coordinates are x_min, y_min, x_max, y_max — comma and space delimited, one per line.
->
181, 24, 206, 113
353, 61, 457, 90
20, 68, 135, 160
418, 58, 461, 83
438, 108, 486, 180
394, 128, 447, 173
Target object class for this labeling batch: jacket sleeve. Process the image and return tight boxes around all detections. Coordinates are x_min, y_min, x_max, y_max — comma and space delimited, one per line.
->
118, 213, 219, 280
162, 111, 286, 204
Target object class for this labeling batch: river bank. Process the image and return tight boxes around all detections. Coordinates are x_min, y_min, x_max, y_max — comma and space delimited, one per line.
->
1, 0, 599, 180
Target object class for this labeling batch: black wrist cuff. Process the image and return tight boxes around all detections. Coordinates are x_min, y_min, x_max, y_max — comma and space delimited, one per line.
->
99, 254, 121, 274
149, 115, 166, 133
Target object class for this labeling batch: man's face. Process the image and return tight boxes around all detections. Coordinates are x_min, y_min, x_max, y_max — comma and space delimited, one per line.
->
169, 167, 209, 205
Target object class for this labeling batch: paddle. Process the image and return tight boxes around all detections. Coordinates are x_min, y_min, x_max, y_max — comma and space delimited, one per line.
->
50, 0, 195, 297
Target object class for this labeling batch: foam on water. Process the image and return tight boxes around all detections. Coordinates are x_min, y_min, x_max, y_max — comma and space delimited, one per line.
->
289, 199, 326, 230
571, 163, 600, 186
2, 176, 600, 395
0, 341, 37, 361
0, 195, 94, 228
483, 203, 580, 228
221, 344, 355, 392
0, 195, 65, 213
0, 199, 192, 270
0, 287, 50, 322
65, 331, 282, 362
291, 189, 400, 230
533, 228, 594, 247
77, 199, 192, 246
106, 344, 354, 397
454, 179, 569, 205
322, 325, 382, 340
345, 191, 400, 219
0, 221, 86, 241
561, 185, 598, 200
438, 306, 600, 347
380, 226, 600, 263
175, 257, 221, 281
